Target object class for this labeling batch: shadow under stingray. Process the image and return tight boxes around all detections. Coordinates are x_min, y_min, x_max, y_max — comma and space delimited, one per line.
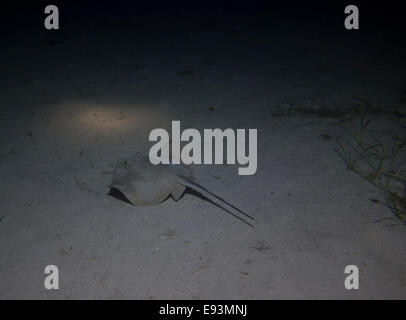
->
107, 187, 254, 227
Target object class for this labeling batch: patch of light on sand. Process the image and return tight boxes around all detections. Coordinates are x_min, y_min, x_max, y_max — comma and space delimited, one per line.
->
39, 101, 176, 148
77, 107, 134, 131
67, 102, 171, 132
49, 101, 158, 131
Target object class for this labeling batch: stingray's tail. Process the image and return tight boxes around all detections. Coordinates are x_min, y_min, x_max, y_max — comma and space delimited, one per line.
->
175, 175, 255, 228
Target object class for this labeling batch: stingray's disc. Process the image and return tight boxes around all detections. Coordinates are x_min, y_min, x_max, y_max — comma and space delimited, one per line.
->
110, 156, 173, 205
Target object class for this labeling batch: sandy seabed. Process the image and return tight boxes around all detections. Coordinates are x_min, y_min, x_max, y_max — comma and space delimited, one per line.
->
0, 17, 405, 299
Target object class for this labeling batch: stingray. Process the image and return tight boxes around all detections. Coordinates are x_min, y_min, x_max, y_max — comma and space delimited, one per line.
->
108, 153, 255, 227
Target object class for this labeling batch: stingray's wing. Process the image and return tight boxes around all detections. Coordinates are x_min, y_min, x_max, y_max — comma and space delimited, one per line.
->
175, 175, 255, 227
